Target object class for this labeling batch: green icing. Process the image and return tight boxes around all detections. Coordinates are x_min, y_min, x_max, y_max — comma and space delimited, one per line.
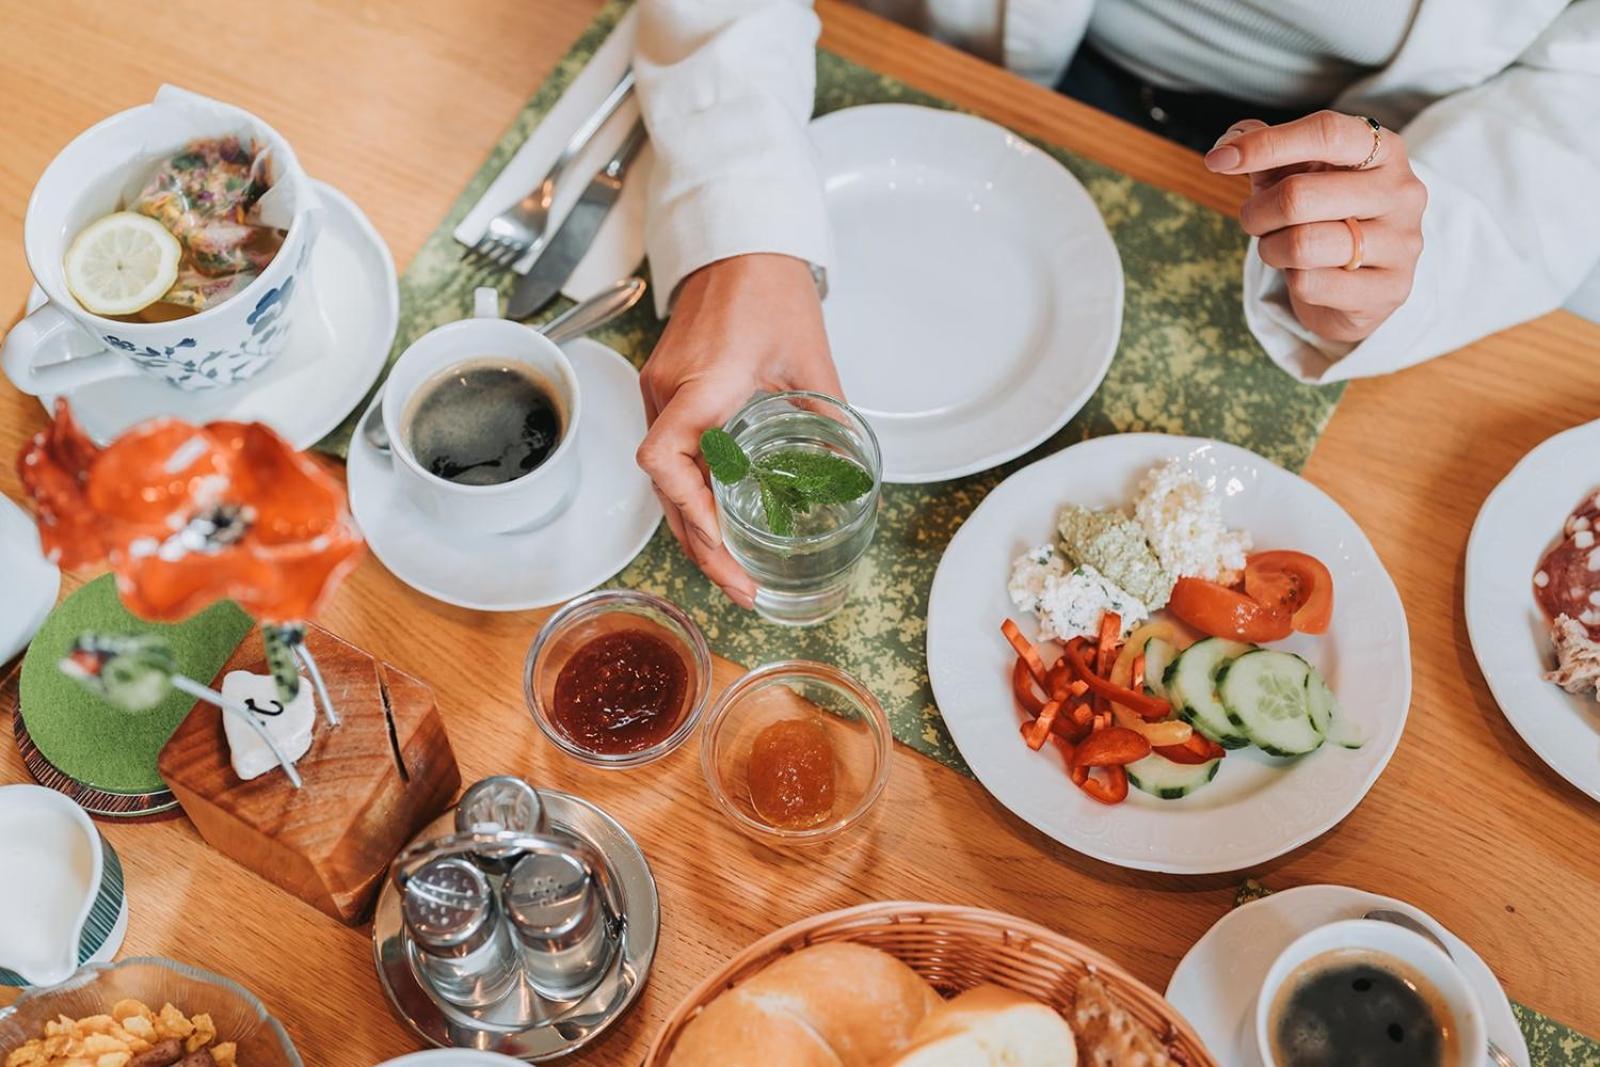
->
18, 575, 253, 793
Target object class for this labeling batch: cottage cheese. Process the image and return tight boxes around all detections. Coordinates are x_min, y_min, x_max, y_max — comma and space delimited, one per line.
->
1133, 459, 1252, 583
1008, 546, 1148, 642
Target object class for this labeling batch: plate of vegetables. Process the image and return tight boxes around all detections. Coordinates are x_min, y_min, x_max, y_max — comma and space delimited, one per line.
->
927, 434, 1409, 873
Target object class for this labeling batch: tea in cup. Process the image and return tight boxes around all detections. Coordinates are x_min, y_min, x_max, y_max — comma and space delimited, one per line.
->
380, 288, 581, 534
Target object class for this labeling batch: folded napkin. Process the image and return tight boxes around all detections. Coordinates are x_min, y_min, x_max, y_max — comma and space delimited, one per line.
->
452, 7, 648, 302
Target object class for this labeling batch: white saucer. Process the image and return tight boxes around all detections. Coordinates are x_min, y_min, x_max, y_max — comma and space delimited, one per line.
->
32, 179, 397, 450
927, 434, 1409, 874
811, 104, 1122, 484
0, 494, 59, 665
376, 1052, 524, 1066
1465, 417, 1600, 802
1166, 884, 1529, 1067
348, 339, 661, 611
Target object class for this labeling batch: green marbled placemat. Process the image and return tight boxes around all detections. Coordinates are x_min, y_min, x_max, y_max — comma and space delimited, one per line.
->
317, 0, 1342, 768
1235, 882, 1599, 1064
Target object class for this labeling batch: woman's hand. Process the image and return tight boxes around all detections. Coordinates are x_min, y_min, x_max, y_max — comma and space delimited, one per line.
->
636, 253, 840, 608
1205, 110, 1427, 344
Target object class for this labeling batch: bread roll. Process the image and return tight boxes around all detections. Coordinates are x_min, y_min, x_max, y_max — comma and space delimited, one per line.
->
666, 943, 940, 1067
884, 984, 1078, 1067
1073, 975, 1171, 1067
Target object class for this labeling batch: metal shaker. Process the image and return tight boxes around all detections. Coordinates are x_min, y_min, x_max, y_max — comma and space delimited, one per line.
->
455, 775, 549, 875
400, 857, 520, 1009
502, 847, 620, 1002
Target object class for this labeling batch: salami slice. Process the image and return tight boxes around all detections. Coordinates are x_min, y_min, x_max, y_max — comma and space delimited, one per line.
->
1534, 487, 1600, 638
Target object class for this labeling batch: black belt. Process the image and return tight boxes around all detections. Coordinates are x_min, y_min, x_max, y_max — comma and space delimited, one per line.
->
1057, 44, 1310, 153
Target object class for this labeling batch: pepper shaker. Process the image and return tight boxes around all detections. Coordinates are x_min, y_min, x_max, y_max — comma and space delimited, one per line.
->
455, 775, 548, 875
401, 857, 520, 1009
502, 849, 619, 1002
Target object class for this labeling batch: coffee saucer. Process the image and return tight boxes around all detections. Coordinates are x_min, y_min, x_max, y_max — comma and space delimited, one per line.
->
31, 179, 396, 449
348, 339, 661, 611
1166, 884, 1529, 1067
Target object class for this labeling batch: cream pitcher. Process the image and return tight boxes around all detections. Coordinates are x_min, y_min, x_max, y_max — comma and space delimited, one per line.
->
0, 786, 103, 986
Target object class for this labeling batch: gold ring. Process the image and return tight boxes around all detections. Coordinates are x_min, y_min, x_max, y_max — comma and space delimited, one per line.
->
1342, 217, 1365, 271
1352, 115, 1382, 170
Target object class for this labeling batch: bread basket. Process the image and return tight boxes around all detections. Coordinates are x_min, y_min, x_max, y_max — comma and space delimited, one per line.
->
643, 901, 1217, 1065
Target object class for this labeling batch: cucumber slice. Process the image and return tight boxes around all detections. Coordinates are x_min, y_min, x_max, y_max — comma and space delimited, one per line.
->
1164, 637, 1252, 749
1126, 751, 1221, 799
1217, 650, 1324, 757
1143, 637, 1175, 700
1306, 668, 1366, 749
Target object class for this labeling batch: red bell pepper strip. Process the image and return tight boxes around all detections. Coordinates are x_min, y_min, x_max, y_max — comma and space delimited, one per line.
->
1024, 699, 1063, 751
1002, 619, 1050, 685
1072, 725, 1152, 767
1064, 640, 1172, 720
1095, 612, 1122, 677
1153, 731, 1226, 765
1080, 765, 1128, 805
1013, 656, 1047, 716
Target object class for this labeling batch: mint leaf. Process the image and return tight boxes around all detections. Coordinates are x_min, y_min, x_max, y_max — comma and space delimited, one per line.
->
699, 428, 750, 485
755, 449, 874, 506
758, 478, 799, 536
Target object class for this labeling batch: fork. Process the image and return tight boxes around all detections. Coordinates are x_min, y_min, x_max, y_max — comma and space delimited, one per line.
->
462, 67, 636, 272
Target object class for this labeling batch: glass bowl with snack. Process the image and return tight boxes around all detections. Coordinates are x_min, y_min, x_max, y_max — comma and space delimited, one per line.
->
0, 957, 301, 1067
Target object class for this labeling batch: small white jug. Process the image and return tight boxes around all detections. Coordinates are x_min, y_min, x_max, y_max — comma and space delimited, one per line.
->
0, 785, 103, 986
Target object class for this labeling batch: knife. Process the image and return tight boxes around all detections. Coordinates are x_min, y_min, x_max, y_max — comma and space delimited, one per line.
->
509, 120, 649, 319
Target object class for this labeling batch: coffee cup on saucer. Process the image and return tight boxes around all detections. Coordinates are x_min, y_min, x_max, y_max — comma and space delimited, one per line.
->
1255, 917, 1487, 1067
379, 288, 582, 535
2, 85, 319, 397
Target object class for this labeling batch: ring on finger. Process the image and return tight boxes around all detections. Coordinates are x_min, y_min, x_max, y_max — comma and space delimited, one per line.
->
1341, 217, 1365, 272
1350, 115, 1382, 171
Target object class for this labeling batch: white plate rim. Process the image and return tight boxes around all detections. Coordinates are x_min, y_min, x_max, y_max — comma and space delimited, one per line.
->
926, 433, 1411, 874
1463, 417, 1600, 803
810, 103, 1123, 485
348, 340, 660, 613
1164, 883, 1531, 1067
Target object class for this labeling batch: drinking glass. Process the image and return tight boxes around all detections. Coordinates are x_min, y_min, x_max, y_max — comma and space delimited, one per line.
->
711, 392, 882, 626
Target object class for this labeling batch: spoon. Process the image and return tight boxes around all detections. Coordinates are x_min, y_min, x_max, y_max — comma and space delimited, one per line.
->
1362, 909, 1518, 1067
360, 276, 646, 454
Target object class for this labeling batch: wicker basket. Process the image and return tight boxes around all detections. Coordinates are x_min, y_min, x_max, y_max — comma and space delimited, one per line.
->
644, 901, 1217, 1066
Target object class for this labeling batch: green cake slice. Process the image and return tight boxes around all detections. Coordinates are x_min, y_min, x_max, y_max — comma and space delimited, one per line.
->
19, 574, 253, 794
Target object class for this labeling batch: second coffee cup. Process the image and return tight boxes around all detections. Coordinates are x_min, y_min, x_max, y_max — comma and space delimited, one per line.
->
382, 289, 581, 534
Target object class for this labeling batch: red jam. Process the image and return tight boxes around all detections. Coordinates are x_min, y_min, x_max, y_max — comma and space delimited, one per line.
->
747, 718, 836, 829
550, 628, 689, 754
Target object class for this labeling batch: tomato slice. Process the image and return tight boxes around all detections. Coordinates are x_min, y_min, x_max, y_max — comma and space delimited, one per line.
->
1244, 550, 1334, 635
1166, 577, 1293, 643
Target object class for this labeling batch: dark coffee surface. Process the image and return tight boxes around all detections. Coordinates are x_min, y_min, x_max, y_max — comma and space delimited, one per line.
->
406, 358, 562, 486
1271, 949, 1453, 1067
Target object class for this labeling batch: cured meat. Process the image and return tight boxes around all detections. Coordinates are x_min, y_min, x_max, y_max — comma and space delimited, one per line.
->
1534, 487, 1600, 639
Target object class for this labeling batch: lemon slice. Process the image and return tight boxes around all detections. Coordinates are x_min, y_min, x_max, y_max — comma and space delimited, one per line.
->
63, 211, 182, 316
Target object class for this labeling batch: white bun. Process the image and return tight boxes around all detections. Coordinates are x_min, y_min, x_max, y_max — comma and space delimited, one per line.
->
666, 943, 940, 1067
884, 984, 1079, 1067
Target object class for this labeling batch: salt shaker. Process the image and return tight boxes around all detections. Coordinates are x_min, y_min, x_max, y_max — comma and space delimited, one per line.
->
455, 775, 548, 875
401, 857, 520, 1009
502, 849, 618, 1002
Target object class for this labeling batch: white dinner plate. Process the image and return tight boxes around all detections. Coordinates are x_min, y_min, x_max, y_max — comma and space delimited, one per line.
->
1465, 417, 1600, 802
926, 434, 1410, 873
0, 494, 59, 666
811, 104, 1122, 484
1166, 884, 1529, 1067
33, 179, 396, 450
348, 339, 661, 612
376, 1053, 524, 1066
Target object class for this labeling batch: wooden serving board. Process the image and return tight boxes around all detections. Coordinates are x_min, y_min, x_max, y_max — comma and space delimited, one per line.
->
159, 624, 461, 925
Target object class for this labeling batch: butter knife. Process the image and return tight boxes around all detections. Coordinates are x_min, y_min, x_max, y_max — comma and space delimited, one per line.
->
509, 120, 648, 320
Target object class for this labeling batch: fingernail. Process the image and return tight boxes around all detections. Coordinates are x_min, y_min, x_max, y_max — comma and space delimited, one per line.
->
1204, 145, 1241, 171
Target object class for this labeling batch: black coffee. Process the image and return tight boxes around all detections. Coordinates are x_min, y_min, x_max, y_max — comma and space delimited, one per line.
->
405, 358, 563, 486
1270, 949, 1455, 1067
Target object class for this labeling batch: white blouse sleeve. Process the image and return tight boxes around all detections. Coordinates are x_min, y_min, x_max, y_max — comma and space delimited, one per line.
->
1245, 0, 1600, 383
634, 0, 832, 316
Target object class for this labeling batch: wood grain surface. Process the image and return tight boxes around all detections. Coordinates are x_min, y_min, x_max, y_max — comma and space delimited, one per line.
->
2, 1, 1598, 1061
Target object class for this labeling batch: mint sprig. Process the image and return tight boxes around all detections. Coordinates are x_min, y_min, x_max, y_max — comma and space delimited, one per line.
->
700, 428, 872, 537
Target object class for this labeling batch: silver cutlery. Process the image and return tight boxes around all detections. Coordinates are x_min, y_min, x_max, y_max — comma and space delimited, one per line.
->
1362, 909, 1518, 1067
462, 68, 636, 272
359, 276, 646, 455
509, 120, 648, 320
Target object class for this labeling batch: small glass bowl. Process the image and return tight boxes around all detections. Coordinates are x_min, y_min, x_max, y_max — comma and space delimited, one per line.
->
524, 589, 712, 769
0, 956, 302, 1065
700, 660, 891, 846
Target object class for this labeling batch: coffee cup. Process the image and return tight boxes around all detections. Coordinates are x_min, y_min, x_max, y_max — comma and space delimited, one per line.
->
1255, 918, 1487, 1067
1, 85, 319, 396
381, 288, 581, 534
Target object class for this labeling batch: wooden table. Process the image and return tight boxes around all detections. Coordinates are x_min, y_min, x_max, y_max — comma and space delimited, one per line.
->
3, 1, 1598, 1061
